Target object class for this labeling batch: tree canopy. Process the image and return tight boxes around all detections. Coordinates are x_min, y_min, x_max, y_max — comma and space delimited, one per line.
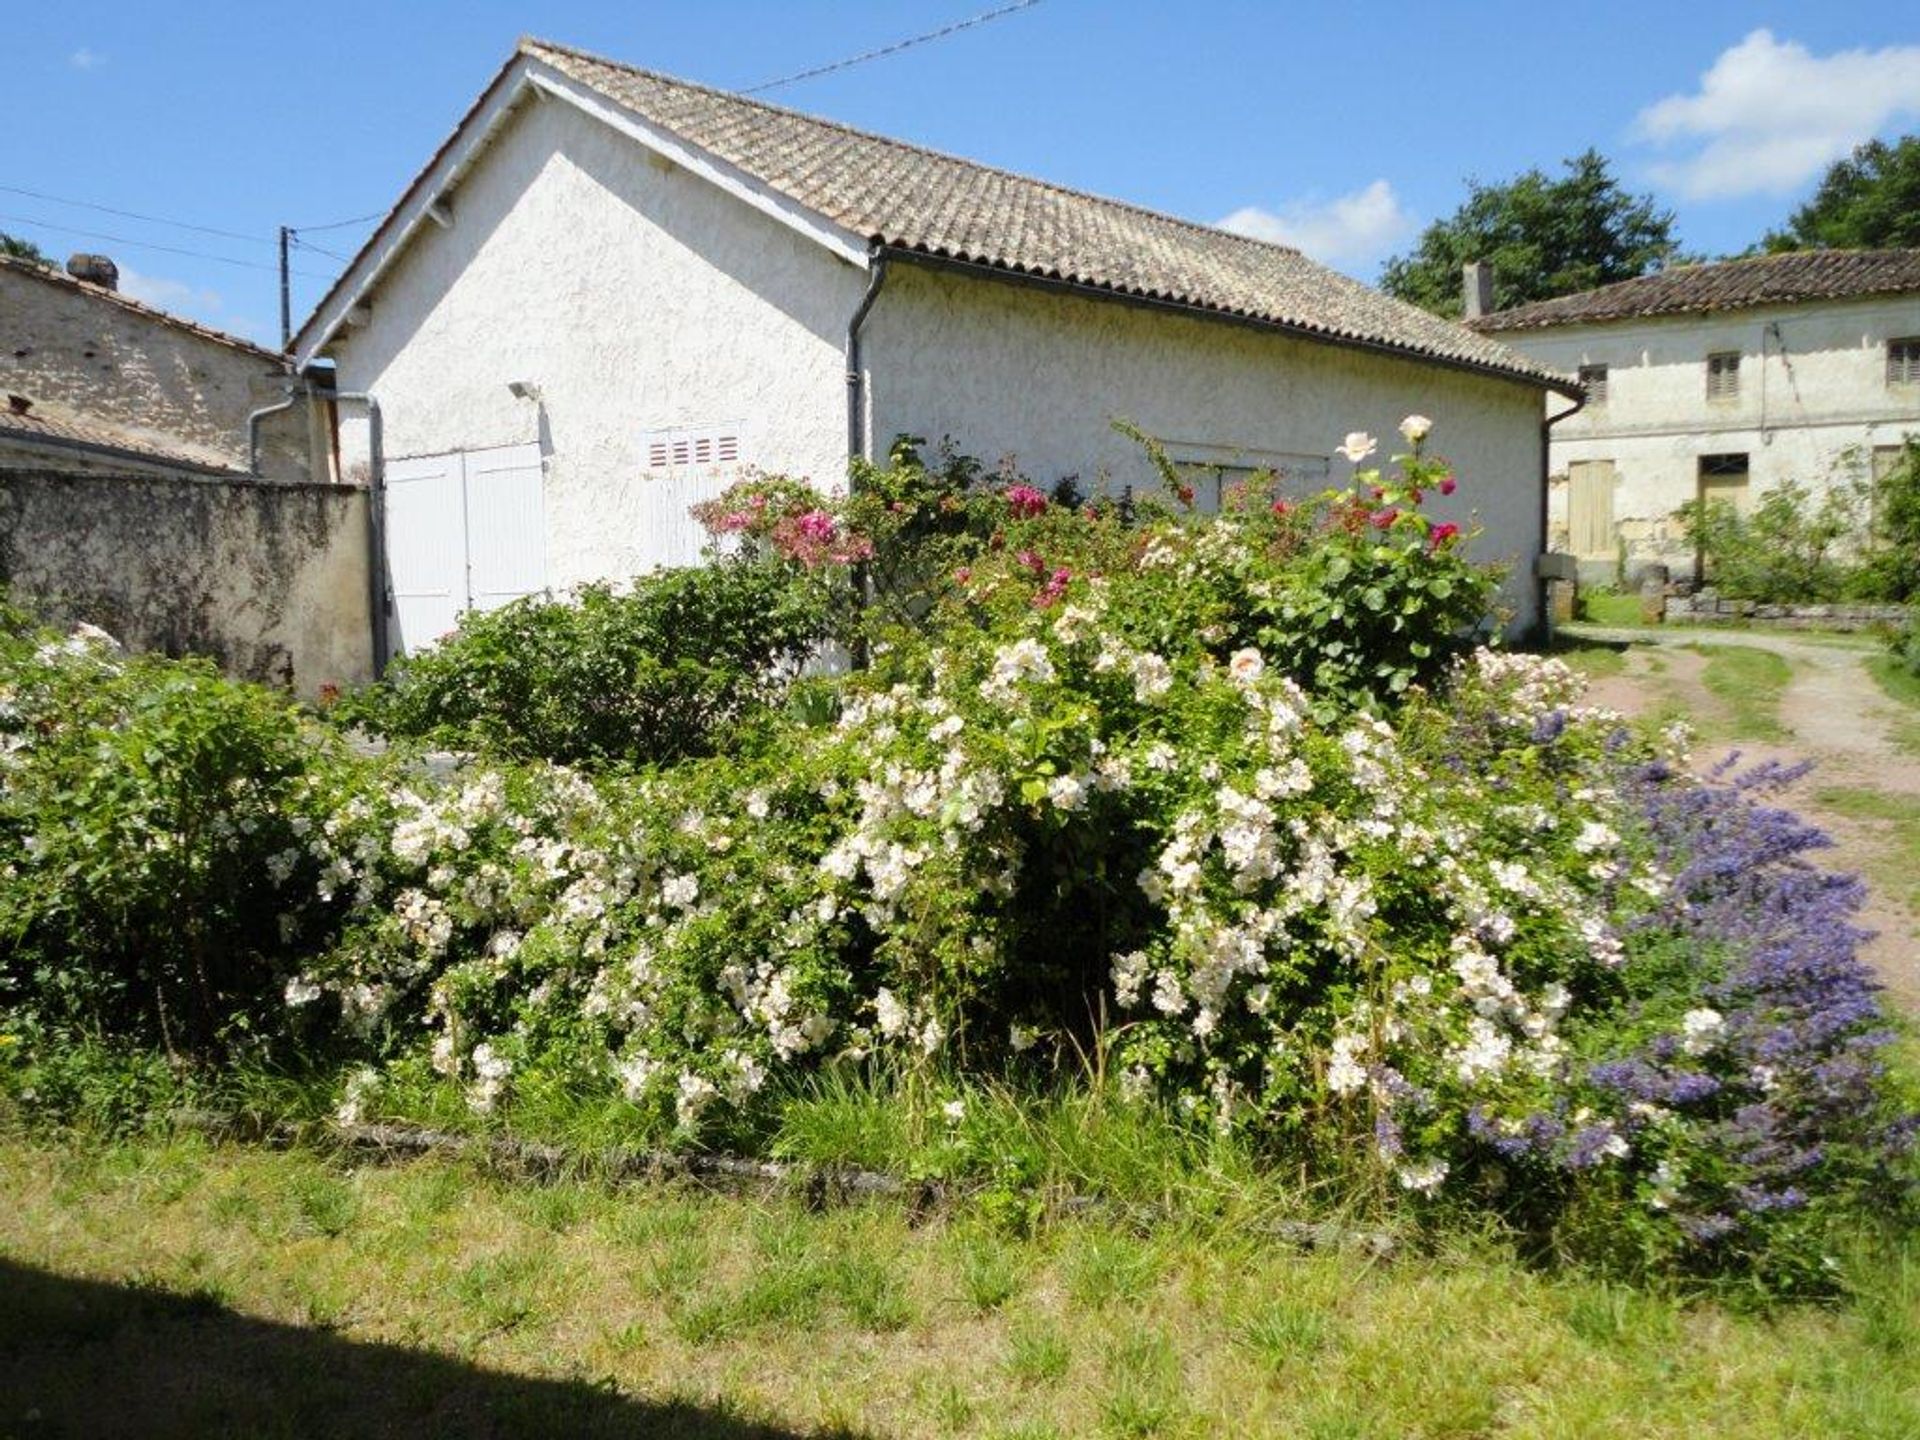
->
1764, 136, 1920, 253
1379, 150, 1678, 318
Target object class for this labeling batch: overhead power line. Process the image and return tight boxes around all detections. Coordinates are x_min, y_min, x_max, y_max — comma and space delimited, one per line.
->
292, 208, 386, 233
0, 182, 384, 248
0, 182, 270, 246
742, 0, 1043, 95
0, 212, 333, 281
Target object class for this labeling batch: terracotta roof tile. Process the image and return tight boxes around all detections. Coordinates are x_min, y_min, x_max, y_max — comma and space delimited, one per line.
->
521, 39, 1563, 390
0, 401, 243, 474
305, 38, 1563, 392
1471, 249, 1920, 332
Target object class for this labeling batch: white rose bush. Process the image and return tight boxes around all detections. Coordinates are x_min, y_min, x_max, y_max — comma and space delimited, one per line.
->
0, 419, 1911, 1295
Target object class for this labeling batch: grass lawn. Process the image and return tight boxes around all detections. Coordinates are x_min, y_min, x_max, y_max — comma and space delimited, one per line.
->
1814, 785, 1920, 916
1573, 590, 1644, 627
1867, 654, 1920, 758
1689, 645, 1794, 743
1546, 638, 1627, 681
2, 1130, 1916, 1439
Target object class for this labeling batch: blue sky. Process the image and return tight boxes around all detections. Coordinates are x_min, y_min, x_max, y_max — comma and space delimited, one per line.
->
6, 2, 1918, 345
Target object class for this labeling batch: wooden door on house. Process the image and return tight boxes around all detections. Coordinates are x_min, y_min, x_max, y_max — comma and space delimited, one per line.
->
383, 443, 547, 655
1565, 458, 1616, 557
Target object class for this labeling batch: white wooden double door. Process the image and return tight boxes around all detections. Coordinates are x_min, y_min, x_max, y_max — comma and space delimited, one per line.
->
384, 443, 548, 654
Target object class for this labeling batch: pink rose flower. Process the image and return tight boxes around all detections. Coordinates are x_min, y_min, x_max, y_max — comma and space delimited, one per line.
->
1004, 484, 1048, 519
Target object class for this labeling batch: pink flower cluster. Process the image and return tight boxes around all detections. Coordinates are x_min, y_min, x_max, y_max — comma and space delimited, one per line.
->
773, 508, 873, 569
1032, 566, 1073, 607
1004, 484, 1049, 519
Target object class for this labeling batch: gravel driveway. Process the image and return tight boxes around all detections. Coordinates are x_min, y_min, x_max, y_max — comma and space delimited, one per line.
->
1566, 625, 1920, 1013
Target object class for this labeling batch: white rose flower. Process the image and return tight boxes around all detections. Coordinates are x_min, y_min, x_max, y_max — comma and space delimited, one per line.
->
1335, 431, 1377, 463
1227, 647, 1265, 685
1398, 414, 1433, 444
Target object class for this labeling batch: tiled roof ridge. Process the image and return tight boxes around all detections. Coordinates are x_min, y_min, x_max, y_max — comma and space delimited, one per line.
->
1474, 247, 1920, 331
518, 36, 1305, 260
0, 253, 282, 362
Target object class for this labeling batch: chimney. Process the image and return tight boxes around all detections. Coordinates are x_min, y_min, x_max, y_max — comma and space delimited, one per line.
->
1462, 260, 1493, 320
66, 253, 119, 291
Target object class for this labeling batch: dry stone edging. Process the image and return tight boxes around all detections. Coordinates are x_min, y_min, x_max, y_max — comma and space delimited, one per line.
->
169, 1109, 1398, 1259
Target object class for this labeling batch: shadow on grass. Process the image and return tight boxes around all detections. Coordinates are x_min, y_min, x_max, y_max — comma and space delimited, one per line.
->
0, 1259, 857, 1439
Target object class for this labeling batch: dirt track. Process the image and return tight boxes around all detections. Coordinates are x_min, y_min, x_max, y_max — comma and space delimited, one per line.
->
1569, 626, 1920, 1013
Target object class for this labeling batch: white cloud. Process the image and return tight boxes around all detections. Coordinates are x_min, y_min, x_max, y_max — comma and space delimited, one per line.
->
1216, 180, 1416, 272
69, 48, 106, 70
1633, 29, 1920, 199
116, 265, 224, 319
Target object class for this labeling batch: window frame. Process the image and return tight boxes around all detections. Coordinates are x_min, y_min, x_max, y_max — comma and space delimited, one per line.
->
1888, 337, 1920, 387
1704, 350, 1741, 401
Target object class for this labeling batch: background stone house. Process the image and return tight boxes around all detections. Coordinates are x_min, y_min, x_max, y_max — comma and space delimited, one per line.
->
0, 253, 327, 481
1471, 249, 1920, 583
0, 254, 371, 696
294, 38, 1572, 658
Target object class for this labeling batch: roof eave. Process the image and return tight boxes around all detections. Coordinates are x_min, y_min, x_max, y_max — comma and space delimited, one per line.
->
0, 428, 245, 477
883, 245, 1578, 398
292, 52, 874, 369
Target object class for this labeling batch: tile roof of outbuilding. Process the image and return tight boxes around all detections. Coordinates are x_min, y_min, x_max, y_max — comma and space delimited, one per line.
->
302, 37, 1568, 392
0, 399, 244, 475
1470, 248, 1920, 332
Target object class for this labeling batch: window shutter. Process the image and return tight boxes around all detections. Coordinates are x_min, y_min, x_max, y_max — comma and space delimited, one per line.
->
640, 423, 747, 475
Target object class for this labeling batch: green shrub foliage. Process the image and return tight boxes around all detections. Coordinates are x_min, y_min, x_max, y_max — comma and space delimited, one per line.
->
0, 631, 362, 1053
1679, 439, 1920, 604
1, 417, 1910, 1293
340, 556, 834, 765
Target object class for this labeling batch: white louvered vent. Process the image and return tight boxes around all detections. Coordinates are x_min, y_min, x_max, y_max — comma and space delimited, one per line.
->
642, 423, 746, 475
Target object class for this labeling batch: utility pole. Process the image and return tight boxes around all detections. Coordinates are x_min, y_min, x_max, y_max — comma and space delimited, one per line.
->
278, 225, 293, 353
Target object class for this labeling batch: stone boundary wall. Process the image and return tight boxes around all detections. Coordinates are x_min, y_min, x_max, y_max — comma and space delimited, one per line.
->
1666, 592, 1910, 632
0, 468, 373, 698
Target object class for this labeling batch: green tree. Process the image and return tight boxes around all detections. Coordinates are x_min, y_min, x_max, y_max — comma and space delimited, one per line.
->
1380, 150, 1678, 318
1764, 136, 1920, 252
1, 232, 51, 266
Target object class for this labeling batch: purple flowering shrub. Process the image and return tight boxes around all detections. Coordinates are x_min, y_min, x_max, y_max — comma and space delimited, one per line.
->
1431, 675, 1917, 1290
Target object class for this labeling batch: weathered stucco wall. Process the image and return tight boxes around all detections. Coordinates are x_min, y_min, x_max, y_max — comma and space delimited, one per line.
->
327, 92, 860, 583
0, 260, 319, 481
866, 263, 1550, 633
0, 469, 373, 697
1499, 295, 1920, 570
325, 95, 1549, 632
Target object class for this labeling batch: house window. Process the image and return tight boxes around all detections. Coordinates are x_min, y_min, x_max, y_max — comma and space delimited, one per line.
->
1577, 363, 1609, 405
1889, 337, 1920, 386
1705, 351, 1741, 400
1168, 447, 1330, 514
642, 422, 743, 474
1694, 453, 1750, 583
1697, 453, 1750, 510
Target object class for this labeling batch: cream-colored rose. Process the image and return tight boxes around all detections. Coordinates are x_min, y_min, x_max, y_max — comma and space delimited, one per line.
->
1335, 431, 1377, 463
1398, 414, 1432, 444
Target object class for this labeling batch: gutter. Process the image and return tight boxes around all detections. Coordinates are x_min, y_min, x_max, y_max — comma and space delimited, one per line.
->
884, 246, 1576, 401
845, 245, 890, 464
257, 379, 390, 678
334, 389, 390, 678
